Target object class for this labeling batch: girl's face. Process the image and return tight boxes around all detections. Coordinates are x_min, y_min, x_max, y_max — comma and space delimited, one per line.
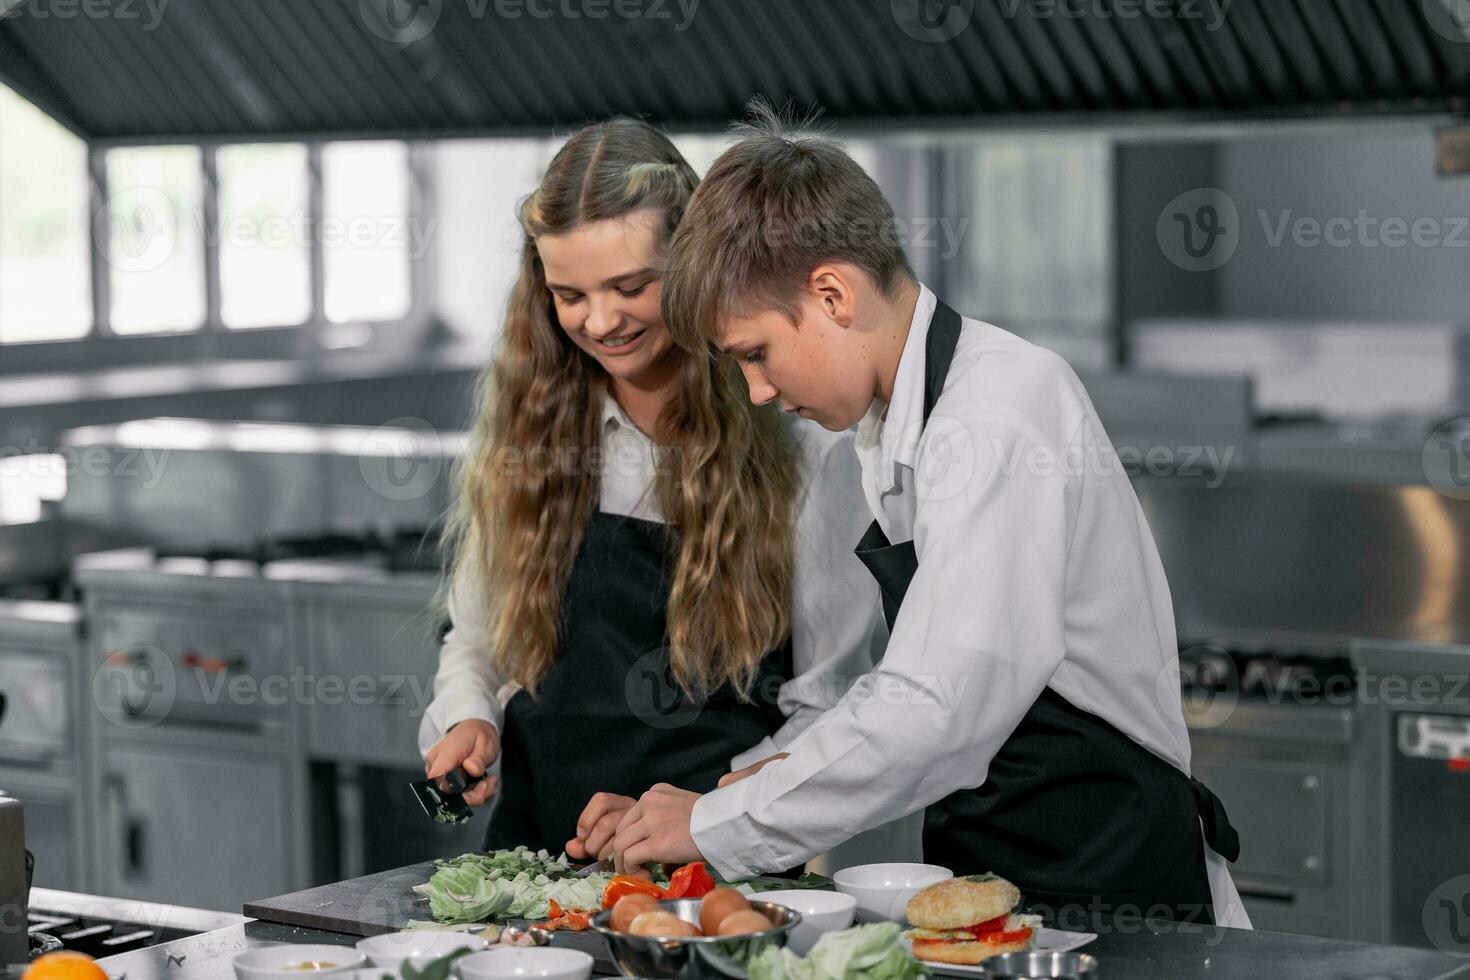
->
538, 209, 677, 387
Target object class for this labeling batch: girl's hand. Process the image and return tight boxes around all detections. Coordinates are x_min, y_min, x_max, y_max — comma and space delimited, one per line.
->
568, 792, 637, 861
424, 719, 501, 807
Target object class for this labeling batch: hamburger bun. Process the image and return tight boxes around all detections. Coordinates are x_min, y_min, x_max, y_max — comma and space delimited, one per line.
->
909, 934, 1034, 965
905, 877, 1022, 931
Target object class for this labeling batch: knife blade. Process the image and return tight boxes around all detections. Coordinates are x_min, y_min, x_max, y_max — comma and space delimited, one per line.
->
574, 856, 615, 877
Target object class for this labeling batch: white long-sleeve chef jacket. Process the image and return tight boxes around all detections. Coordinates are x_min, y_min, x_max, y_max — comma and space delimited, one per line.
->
690, 285, 1252, 929
418, 392, 889, 774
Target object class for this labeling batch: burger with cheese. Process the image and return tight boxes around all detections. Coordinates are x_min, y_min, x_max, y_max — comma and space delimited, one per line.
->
903, 875, 1040, 965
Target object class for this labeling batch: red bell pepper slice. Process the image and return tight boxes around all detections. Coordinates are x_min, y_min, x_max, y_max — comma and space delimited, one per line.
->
662, 862, 716, 900
602, 875, 666, 909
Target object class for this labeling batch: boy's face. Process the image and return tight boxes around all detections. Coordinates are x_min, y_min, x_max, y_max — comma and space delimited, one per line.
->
719, 292, 875, 431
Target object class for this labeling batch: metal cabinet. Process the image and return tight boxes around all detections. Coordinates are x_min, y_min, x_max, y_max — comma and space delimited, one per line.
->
0, 650, 70, 764
301, 582, 440, 768
1187, 701, 1357, 938
0, 783, 78, 889
0, 601, 89, 892
97, 740, 293, 913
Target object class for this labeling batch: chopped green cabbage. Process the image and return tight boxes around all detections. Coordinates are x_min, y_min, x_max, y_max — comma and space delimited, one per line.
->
749, 923, 928, 980
411, 847, 613, 925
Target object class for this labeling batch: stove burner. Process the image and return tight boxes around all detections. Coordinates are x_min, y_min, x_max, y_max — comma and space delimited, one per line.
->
153, 527, 443, 574
26, 909, 194, 958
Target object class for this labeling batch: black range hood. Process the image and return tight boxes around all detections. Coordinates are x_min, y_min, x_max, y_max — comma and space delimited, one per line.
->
0, 0, 1467, 142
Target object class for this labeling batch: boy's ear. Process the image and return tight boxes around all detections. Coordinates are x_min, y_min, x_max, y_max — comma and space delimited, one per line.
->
808, 265, 857, 327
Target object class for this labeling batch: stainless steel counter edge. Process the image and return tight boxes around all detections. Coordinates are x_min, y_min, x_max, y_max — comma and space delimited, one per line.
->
32, 887, 250, 935
93, 918, 1470, 980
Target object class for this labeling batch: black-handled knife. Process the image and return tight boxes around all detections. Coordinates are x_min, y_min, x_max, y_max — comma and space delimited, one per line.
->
409, 768, 487, 825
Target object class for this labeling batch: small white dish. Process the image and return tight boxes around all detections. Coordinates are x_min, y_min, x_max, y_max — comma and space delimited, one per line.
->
356, 931, 491, 970
832, 863, 953, 923
454, 948, 593, 980
233, 944, 367, 980
758, 890, 857, 953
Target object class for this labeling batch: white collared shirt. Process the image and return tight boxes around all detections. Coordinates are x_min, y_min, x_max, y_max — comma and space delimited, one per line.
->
417, 393, 889, 773
691, 285, 1251, 928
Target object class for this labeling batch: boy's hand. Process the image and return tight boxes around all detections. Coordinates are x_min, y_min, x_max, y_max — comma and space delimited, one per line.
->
611, 784, 703, 873
718, 752, 789, 788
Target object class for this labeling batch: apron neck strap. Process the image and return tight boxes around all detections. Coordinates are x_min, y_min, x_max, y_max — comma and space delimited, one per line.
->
922, 300, 964, 426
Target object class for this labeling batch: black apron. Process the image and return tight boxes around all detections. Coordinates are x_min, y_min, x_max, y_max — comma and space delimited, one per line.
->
487, 511, 793, 855
853, 301, 1240, 929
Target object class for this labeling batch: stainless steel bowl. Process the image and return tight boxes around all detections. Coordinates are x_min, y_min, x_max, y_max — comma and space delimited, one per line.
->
980, 951, 1099, 979
592, 898, 801, 980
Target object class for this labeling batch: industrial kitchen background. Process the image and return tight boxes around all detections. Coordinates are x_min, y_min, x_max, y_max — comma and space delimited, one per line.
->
1, 0, 1470, 957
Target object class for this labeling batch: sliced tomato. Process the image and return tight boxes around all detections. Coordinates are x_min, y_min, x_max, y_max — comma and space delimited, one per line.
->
963, 914, 1010, 938
913, 923, 1033, 947
536, 901, 594, 933
662, 862, 716, 900
602, 875, 666, 909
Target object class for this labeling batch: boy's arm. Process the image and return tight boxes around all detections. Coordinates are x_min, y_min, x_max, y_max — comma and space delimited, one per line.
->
690, 414, 1081, 879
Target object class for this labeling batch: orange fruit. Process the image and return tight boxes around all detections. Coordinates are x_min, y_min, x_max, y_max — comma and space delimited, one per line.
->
22, 951, 109, 980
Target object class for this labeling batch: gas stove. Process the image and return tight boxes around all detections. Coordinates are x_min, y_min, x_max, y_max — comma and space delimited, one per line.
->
27, 889, 246, 958
151, 527, 444, 577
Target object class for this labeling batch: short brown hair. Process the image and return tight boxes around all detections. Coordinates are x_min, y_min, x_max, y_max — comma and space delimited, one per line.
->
663, 99, 914, 352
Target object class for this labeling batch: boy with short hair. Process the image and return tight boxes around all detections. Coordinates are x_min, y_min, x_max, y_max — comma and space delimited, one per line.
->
602, 104, 1249, 929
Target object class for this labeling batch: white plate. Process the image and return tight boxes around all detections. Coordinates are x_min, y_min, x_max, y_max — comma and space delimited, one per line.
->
901, 929, 1098, 977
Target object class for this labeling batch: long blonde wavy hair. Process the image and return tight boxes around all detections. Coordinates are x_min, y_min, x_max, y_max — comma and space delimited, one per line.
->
443, 118, 799, 700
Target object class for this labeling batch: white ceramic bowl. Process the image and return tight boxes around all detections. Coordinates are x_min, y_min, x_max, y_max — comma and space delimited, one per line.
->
454, 948, 593, 980
757, 890, 857, 954
355, 932, 491, 970
831, 863, 953, 923
233, 944, 368, 980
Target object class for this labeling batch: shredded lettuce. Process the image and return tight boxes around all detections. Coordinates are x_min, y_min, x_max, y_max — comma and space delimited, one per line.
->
750, 923, 927, 980
410, 847, 614, 925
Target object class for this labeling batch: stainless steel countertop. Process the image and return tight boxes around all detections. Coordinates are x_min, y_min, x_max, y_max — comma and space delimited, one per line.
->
95, 917, 1470, 980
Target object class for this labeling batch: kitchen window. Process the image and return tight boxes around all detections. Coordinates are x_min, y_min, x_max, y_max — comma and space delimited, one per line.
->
0, 83, 91, 344
217, 143, 313, 330
0, 83, 432, 373
105, 145, 207, 335
322, 141, 413, 325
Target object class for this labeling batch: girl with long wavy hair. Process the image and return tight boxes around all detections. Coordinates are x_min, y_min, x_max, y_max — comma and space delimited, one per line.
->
417, 118, 885, 858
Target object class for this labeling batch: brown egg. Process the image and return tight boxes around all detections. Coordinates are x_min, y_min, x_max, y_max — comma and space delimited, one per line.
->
611, 893, 661, 933
628, 910, 699, 938
715, 909, 774, 936
698, 889, 752, 936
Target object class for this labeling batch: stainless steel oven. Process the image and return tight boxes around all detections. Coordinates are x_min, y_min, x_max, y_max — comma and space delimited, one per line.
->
0, 598, 88, 893
1348, 640, 1470, 951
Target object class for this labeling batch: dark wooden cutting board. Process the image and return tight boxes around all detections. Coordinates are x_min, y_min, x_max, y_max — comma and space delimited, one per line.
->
245, 861, 439, 937
243, 862, 616, 971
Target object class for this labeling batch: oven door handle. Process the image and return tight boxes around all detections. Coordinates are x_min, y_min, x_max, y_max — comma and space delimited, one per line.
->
126, 818, 147, 875
104, 774, 147, 880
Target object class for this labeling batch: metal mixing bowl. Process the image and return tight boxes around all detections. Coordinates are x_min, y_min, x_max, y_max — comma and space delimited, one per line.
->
591, 898, 801, 980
